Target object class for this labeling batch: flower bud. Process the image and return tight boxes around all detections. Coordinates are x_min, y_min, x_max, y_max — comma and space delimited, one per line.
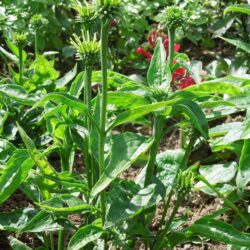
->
31, 14, 43, 28
159, 6, 184, 30
13, 32, 28, 48
97, 0, 121, 19
70, 0, 96, 24
177, 169, 195, 195
70, 31, 100, 65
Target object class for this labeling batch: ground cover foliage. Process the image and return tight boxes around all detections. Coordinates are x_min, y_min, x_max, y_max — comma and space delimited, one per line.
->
0, 0, 250, 249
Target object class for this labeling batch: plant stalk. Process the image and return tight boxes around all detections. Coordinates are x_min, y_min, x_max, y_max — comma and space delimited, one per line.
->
49, 232, 55, 250
168, 28, 175, 72
99, 18, 110, 227
144, 115, 164, 187
58, 230, 65, 250
35, 28, 38, 58
18, 45, 23, 85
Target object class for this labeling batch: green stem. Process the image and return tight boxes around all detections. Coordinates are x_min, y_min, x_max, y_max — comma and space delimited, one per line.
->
179, 135, 196, 171
144, 116, 164, 187
58, 230, 65, 250
198, 175, 250, 227
49, 232, 55, 250
154, 194, 184, 250
18, 45, 23, 85
84, 65, 93, 191
35, 28, 38, 59
168, 28, 176, 71
43, 233, 49, 250
99, 18, 110, 226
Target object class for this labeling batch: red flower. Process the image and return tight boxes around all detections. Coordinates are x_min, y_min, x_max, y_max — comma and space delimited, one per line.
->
136, 47, 152, 59
174, 44, 181, 52
148, 29, 158, 48
177, 76, 195, 89
173, 67, 186, 81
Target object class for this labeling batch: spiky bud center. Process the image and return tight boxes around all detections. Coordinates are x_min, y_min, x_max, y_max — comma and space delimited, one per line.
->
159, 6, 184, 30
177, 169, 194, 195
70, 0, 96, 23
31, 14, 43, 28
97, 0, 121, 19
70, 31, 100, 64
14, 32, 28, 48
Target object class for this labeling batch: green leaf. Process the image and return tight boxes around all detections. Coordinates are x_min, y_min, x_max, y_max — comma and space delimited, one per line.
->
0, 84, 36, 106
187, 218, 250, 247
224, 4, 250, 16
55, 64, 77, 88
0, 150, 33, 204
17, 124, 55, 176
8, 236, 32, 250
35, 92, 88, 113
68, 225, 104, 250
221, 37, 250, 54
91, 132, 153, 197
236, 139, 250, 190
36, 194, 98, 214
69, 72, 85, 97
108, 99, 177, 131
0, 208, 36, 231
186, 81, 243, 95
6, 40, 27, 62
172, 99, 208, 139
0, 139, 16, 164
20, 211, 69, 233
147, 38, 171, 90
107, 92, 149, 109
0, 46, 19, 64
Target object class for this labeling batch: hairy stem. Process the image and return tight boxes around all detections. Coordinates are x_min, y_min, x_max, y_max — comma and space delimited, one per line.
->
99, 18, 110, 227
50, 233, 55, 250
58, 230, 65, 250
35, 28, 38, 59
168, 28, 175, 72
18, 46, 23, 85
144, 115, 164, 187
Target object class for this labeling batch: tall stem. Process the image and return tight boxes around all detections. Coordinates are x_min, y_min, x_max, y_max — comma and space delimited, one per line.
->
18, 46, 23, 85
84, 65, 93, 191
144, 116, 164, 187
35, 28, 38, 59
58, 230, 65, 250
168, 28, 176, 72
99, 18, 110, 226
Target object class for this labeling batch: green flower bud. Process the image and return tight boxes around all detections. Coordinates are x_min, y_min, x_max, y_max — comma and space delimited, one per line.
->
159, 6, 184, 30
13, 32, 28, 48
70, 31, 100, 65
70, 0, 96, 24
31, 14, 43, 28
97, 0, 121, 19
177, 169, 195, 195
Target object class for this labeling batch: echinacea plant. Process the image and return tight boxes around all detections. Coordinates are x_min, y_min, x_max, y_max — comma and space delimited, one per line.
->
31, 14, 43, 58
13, 32, 27, 85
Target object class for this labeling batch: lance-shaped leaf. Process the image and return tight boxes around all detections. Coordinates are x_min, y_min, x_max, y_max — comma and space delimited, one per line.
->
8, 236, 32, 250
224, 4, 250, 16
55, 64, 77, 88
185, 81, 243, 95
20, 210, 70, 233
147, 38, 171, 90
0, 208, 36, 232
36, 194, 98, 214
221, 37, 250, 54
186, 218, 250, 247
107, 99, 178, 131
91, 132, 153, 197
0, 150, 34, 204
172, 99, 209, 139
0, 84, 36, 106
68, 225, 104, 250
236, 139, 250, 190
